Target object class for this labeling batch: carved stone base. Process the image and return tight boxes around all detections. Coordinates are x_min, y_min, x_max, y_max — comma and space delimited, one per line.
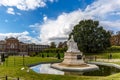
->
51, 52, 99, 72
62, 52, 85, 66
51, 63, 99, 72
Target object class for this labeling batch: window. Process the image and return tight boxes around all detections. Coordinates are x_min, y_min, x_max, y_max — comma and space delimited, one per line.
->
10, 43, 15, 48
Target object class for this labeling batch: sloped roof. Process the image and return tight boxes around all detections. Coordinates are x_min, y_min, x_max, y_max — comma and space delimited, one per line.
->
0, 40, 5, 44
6, 37, 18, 41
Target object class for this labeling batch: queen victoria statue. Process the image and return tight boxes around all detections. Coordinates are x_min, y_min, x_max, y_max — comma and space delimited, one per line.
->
51, 35, 99, 72
67, 35, 80, 53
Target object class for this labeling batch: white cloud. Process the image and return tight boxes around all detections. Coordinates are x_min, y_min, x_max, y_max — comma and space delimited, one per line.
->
5, 0, 120, 44
43, 15, 48, 22
84, 0, 120, 18
49, 0, 54, 3
0, 0, 56, 11
16, 12, 22, 15
0, 31, 40, 44
6, 8, 22, 15
100, 20, 120, 31
30, 0, 120, 44
29, 23, 40, 28
6, 8, 15, 15
38, 10, 92, 44
110, 12, 120, 16
32, 30, 36, 33
0, 31, 28, 40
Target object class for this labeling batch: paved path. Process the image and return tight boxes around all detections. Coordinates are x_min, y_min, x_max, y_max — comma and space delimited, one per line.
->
96, 59, 120, 63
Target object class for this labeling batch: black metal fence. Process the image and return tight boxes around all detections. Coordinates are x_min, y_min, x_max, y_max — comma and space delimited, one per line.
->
85, 56, 105, 62
0, 76, 20, 80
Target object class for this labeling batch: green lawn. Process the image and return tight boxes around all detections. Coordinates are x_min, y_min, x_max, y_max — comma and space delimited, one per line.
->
3, 56, 62, 67
0, 56, 63, 80
84, 46, 120, 59
0, 56, 106, 80
1, 46, 120, 80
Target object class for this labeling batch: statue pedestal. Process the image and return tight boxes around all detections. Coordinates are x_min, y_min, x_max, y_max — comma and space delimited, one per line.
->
62, 52, 85, 66
51, 35, 99, 72
51, 52, 99, 72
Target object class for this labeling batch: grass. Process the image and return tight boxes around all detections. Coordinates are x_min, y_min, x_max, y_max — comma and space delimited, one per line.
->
0, 56, 62, 80
4, 56, 62, 67
84, 46, 120, 59
0, 56, 106, 80
1, 46, 120, 80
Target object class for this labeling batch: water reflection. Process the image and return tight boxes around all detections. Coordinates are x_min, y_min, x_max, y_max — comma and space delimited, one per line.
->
83, 65, 120, 76
30, 63, 120, 76
30, 64, 64, 75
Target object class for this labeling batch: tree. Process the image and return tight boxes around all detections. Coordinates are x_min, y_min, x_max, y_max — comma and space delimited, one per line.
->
57, 42, 63, 48
108, 30, 114, 36
50, 42, 56, 48
70, 19, 111, 53
116, 31, 120, 45
116, 31, 120, 35
62, 41, 67, 48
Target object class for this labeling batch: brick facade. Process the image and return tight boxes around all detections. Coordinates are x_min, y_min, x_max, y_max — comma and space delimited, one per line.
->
0, 37, 49, 55
5, 37, 19, 55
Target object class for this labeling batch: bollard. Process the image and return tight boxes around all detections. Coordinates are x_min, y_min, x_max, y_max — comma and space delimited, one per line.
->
5, 75, 7, 80
17, 77, 19, 80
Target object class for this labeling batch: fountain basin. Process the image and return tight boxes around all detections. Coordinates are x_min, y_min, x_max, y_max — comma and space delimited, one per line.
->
51, 63, 99, 72
30, 63, 120, 76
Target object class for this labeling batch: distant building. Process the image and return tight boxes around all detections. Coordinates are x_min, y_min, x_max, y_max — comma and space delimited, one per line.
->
28, 43, 49, 53
0, 37, 49, 55
19, 42, 28, 55
5, 37, 19, 55
0, 40, 6, 54
110, 35, 120, 46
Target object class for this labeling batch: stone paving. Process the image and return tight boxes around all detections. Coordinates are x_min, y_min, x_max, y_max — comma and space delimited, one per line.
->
96, 59, 120, 62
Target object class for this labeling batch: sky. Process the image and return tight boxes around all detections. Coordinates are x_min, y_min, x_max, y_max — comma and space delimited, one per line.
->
0, 0, 120, 44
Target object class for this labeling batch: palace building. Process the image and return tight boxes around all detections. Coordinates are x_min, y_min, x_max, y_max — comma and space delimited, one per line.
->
0, 37, 49, 55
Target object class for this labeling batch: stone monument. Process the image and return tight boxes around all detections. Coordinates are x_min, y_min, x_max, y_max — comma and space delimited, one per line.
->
61, 35, 85, 66
51, 35, 99, 72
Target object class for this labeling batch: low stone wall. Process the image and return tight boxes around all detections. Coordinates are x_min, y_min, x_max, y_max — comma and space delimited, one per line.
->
51, 63, 99, 72
89, 62, 120, 69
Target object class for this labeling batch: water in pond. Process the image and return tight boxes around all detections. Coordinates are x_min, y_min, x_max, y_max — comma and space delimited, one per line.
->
30, 63, 120, 76
83, 65, 120, 76
30, 64, 64, 75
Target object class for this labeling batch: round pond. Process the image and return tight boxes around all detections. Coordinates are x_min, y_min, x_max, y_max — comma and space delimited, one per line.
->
30, 63, 120, 76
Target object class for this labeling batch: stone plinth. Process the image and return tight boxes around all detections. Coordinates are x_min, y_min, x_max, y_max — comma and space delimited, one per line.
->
62, 52, 85, 66
51, 63, 99, 72
51, 35, 99, 72
51, 52, 99, 72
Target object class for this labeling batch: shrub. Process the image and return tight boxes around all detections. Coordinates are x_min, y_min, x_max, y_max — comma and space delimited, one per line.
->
42, 53, 44, 58
57, 53, 61, 59
29, 52, 36, 57
47, 54, 49, 57
1, 53, 5, 62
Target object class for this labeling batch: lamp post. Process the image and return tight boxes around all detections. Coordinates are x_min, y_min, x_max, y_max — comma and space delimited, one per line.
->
23, 54, 25, 66
14, 50, 15, 67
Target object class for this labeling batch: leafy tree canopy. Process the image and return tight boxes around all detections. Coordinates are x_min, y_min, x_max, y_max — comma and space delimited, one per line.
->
57, 42, 63, 48
50, 42, 56, 48
70, 19, 111, 53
